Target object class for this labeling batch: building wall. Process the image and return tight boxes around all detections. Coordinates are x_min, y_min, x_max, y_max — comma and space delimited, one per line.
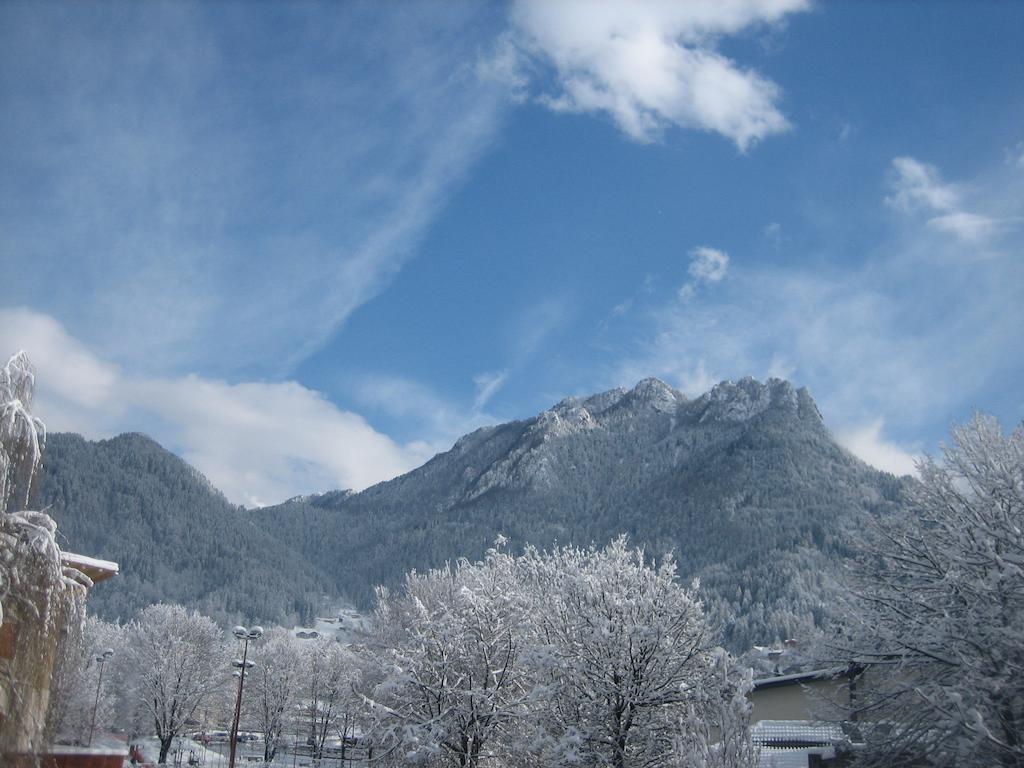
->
0, 577, 81, 755
750, 677, 849, 723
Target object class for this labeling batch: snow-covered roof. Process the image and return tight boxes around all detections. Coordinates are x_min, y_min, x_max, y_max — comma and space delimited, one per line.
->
752, 720, 845, 746
752, 666, 852, 690
61, 552, 119, 584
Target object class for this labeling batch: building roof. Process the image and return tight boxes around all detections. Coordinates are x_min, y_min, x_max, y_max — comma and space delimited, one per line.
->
752, 665, 855, 690
61, 552, 119, 585
752, 720, 846, 747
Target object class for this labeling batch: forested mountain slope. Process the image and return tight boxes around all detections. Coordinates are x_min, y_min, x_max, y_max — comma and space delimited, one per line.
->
251, 377, 907, 648
38, 432, 328, 626
39, 378, 908, 649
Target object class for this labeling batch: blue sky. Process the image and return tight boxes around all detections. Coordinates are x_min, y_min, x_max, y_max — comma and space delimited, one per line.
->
2, 0, 1022, 506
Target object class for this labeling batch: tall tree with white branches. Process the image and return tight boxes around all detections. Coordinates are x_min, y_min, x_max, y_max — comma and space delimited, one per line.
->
365, 541, 530, 767
838, 414, 1024, 766
121, 603, 227, 764
516, 536, 718, 768
247, 627, 305, 763
302, 636, 357, 765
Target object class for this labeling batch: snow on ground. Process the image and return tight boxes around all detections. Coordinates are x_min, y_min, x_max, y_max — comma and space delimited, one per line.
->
290, 604, 372, 645
130, 736, 359, 767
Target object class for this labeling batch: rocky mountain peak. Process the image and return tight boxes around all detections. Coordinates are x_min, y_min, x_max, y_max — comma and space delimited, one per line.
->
695, 376, 821, 425
626, 377, 683, 412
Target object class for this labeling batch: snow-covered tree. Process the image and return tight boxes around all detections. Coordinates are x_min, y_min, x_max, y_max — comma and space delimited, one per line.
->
121, 603, 227, 764
839, 414, 1024, 766
365, 543, 530, 767
0, 350, 56, 630
0, 351, 45, 516
47, 616, 125, 745
673, 649, 756, 768
0, 351, 88, 755
247, 627, 305, 763
301, 636, 357, 765
516, 537, 717, 768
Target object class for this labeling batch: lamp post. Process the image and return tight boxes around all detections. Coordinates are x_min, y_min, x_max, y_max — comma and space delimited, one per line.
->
87, 648, 114, 747
228, 625, 262, 768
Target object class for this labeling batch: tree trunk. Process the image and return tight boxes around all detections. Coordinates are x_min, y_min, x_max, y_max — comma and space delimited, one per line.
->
158, 734, 174, 764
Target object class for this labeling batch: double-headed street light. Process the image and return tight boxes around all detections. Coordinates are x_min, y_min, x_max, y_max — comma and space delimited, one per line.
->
228, 625, 262, 768
87, 648, 114, 747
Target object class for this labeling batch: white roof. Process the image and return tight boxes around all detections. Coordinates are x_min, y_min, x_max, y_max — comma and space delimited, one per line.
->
752, 720, 845, 746
753, 666, 848, 689
61, 552, 119, 583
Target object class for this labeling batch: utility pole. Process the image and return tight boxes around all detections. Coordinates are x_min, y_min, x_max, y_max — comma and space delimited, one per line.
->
87, 648, 114, 747
228, 626, 262, 768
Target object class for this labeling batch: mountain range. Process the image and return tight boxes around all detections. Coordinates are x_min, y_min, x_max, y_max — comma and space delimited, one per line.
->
38, 377, 907, 650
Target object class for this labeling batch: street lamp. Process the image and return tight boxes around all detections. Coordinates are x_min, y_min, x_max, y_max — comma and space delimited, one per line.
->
87, 648, 114, 747
228, 625, 263, 768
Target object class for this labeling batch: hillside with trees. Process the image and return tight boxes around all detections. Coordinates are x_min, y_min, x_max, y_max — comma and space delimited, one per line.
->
39, 432, 327, 626
40, 377, 907, 649
253, 377, 908, 648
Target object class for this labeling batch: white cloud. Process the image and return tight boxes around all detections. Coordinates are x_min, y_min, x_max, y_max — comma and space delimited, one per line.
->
927, 211, 998, 242
688, 246, 731, 282
678, 246, 730, 302
348, 373, 497, 453
886, 156, 998, 242
0, 308, 431, 507
473, 371, 508, 411
766, 353, 795, 380
676, 360, 720, 399
506, 0, 808, 148
885, 156, 960, 213
836, 420, 920, 477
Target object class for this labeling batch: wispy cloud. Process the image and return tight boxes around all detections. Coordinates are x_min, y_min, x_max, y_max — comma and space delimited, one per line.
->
473, 371, 509, 412
885, 156, 960, 212
885, 156, 998, 242
0, 309, 432, 507
502, 0, 809, 148
688, 246, 731, 282
835, 420, 920, 477
679, 246, 730, 301
0, 3, 508, 378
